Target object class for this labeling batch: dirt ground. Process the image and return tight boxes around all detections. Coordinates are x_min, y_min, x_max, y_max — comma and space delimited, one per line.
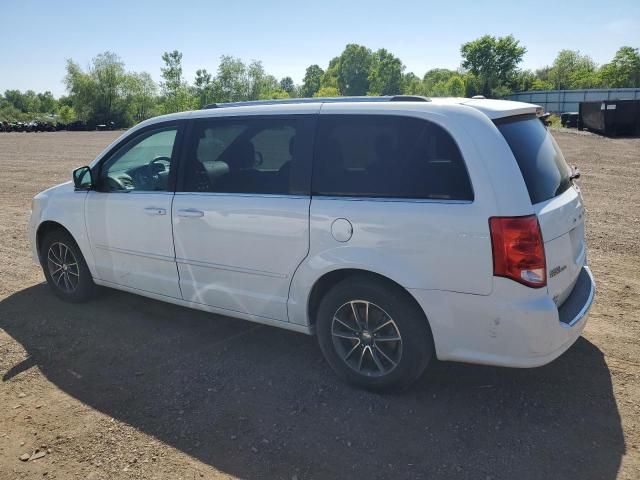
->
0, 130, 638, 480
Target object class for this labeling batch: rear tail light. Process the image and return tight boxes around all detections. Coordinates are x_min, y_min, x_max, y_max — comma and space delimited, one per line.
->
489, 215, 546, 288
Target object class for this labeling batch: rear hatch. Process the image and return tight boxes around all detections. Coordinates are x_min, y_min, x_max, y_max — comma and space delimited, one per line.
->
496, 115, 586, 306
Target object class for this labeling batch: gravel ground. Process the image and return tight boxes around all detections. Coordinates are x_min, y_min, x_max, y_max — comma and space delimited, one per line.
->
0, 130, 639, 480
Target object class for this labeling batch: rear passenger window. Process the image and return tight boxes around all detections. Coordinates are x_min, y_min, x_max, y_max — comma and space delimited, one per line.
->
182, 116, 314, 195
313, 115, 473, 200
250, 125, 296, 171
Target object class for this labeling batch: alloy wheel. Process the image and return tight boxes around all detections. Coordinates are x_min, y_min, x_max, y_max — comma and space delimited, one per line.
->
331, 300, 403, 377
47, 242, 79, 293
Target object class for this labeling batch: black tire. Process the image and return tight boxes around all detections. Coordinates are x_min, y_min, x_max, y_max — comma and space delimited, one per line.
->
316, 275, 433, 391
40, 229, 95, 303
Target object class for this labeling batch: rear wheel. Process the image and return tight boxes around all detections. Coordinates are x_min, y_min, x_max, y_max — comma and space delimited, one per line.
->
40, 230, 95, 302
316, 275, 433, 391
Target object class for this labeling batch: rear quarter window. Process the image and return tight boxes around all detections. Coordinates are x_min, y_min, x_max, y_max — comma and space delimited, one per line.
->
496, 115, 572, 204
312, 115, 473, 201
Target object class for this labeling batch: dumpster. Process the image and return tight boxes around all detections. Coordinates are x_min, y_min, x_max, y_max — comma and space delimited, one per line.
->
579, 100, 640, 136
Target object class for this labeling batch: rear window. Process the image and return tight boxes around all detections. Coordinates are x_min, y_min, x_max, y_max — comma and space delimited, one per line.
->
313, 115, 473, 200
496, 115, 572, 204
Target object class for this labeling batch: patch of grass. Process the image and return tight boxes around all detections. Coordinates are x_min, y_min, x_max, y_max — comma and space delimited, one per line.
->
547, 114, 562, 128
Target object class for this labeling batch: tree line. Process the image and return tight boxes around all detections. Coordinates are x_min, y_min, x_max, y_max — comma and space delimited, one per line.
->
1, 35, 639, 128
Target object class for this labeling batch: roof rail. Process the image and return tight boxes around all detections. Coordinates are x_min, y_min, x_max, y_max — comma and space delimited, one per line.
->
203, 95, 430, 109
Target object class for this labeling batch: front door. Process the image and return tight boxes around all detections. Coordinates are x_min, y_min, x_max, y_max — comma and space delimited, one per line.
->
86, 123, 182, 298
172, 114, 315, 321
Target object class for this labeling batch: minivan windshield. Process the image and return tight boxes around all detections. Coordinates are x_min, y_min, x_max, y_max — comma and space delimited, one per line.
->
496, 115, 572, 204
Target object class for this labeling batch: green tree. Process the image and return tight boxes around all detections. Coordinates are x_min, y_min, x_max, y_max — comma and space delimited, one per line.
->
37, 91, 57, 113
160, 50, 194, 113
125, 72, 158, 122
402, 72, 424, 95
247, 60, 267, 100
256, 74, 286, 99
525, 67, 554, 90
535, 66, 552, 82
337, 44, 373, 96
3, 90, 27, 111
45, 41, 640, 127
548, 50, 599, 89
289, 85, 303, 98
320, 57, 340, 90
490, 85, 513, 98
64, 52, 133, 126
462, 72, 482, 97
92, 52, 128, 124
194, 68, 215, 107
367, 49, 404, 95
423, 69, 456, 93
57, 105, 76, 123
274, 89, 291, 99
216, 55, 249, 102
65, 51, 157, 127
446, 75, 466, 97
421, 70, 465, 97
64, 59, 98, 122
65, 54, 130, 126
314, 86, 340, 97
531, 78, 553, 90
57, 95, 73, 108
301, 64, 324, 97
4, 89, 41, 112
600, 46, 640, 88
0, 102, 25, 122
510, 70, 536, 92
428, 81, 450, 96
209, 57, 284, 101
460, 34, 526, 96
279, 76, 295, 95
23, 90, 41, 112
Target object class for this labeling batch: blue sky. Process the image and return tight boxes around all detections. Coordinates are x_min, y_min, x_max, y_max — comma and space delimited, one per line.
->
2, 0, 639, 96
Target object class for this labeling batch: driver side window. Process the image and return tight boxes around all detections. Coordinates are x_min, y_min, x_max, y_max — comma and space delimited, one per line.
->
100, 127, 178, 192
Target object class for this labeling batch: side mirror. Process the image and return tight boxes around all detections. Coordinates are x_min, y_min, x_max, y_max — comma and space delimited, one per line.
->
73, 166, 93, 190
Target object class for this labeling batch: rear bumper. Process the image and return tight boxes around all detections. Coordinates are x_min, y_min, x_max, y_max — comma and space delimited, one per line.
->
558, 266, 595, 326
408, 266, 595, 368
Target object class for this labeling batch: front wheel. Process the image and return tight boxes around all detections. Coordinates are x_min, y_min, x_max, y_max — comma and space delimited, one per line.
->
40, 230, 95, 303
316, 276, 433, 391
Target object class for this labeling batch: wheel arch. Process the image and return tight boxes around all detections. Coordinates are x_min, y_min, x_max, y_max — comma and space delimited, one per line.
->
307, 268, 433, 341
36, 221, 76, 262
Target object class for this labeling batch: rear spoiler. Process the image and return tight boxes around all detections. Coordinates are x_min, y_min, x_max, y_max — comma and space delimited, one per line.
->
462, 98, 540, 120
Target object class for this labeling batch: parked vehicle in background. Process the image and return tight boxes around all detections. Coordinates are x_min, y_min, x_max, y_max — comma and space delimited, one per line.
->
29, 96, 595, 390
560, 112, 579, 128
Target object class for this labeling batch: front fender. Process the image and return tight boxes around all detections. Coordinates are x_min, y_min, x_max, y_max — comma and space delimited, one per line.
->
30, 183, 95, 277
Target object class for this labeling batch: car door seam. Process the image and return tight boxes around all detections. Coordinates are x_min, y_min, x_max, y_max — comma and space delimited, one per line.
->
285, 110, 319, 323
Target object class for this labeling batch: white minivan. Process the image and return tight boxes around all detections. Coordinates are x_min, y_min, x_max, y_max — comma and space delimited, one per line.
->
29, 96, 595, 390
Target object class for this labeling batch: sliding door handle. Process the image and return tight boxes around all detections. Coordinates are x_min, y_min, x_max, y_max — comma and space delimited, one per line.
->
144, 207, 166, 216
177, 208, 205, 218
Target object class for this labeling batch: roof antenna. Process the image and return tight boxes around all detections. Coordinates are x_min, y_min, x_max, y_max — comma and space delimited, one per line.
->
471, 95, 486, 99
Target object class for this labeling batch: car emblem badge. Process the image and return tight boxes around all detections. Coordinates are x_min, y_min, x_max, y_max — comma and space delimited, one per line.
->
549, 265, 567, 278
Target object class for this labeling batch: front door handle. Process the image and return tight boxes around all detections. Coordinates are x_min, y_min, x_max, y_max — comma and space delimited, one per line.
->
177, 208, 205, 218
144, 207, 166, 216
